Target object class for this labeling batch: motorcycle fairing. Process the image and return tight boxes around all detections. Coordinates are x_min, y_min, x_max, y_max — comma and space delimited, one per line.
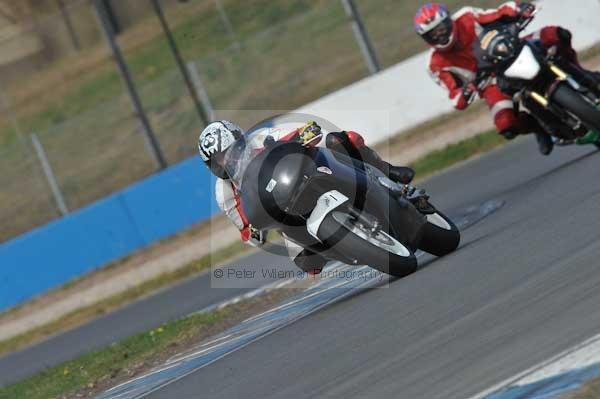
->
306, 190, 349, 240
504, 44, 541, 80
239, 140, 426, 252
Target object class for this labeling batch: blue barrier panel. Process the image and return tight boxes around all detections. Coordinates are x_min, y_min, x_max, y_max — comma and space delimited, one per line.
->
0, 156, 218, 311
0, 195, 144, 309
122, 157, 217, 244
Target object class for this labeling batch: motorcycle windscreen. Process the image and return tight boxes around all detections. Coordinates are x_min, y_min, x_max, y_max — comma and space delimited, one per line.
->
504, 45, 541, 80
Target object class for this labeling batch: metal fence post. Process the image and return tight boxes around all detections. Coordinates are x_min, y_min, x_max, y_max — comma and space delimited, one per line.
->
56, 0, 81, 51
151, 0, 210, 126
214, 0, 240, 49
31, 133, 69, 216
93, 0, 167, 170
0, 82, 56, 214
341, 0, 381, 75
186, 61, 216, 122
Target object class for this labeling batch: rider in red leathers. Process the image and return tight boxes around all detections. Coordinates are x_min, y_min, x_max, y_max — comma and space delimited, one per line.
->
414, 1, 595, 155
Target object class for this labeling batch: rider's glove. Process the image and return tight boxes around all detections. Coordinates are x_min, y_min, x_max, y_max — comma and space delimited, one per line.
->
244, 225, 266, 247
462, 82, 477, 100
517, 2, 536, 19
299, 121, 322, 144
452, 83, 477, 110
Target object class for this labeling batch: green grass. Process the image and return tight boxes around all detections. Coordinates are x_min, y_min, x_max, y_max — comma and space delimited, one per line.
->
411, 130, 506, 179
0, 306, 230, 399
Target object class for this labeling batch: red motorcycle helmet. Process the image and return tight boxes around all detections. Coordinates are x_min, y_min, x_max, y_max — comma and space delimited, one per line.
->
414, 3, 456, 50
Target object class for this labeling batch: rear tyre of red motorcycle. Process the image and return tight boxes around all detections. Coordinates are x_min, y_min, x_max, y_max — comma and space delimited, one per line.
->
317, 211, 418, 278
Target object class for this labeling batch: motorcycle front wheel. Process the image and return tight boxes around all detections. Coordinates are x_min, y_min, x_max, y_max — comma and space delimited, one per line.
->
317, 210, 418, 278
552, 84, 600, 133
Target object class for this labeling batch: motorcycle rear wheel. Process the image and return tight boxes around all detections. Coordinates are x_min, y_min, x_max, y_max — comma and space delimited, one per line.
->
317, 210, 418, 278
418, 210, 460, 256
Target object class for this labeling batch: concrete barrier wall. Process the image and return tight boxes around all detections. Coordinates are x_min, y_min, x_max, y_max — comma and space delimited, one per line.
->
0, 0, 598, 311
0, 157, 216, 311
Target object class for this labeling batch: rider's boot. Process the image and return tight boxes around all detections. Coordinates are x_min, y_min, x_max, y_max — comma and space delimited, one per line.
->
283, 234, 328, 275
293, 248, 328, 275
500, 129, 552, 155
576, 130, 600, 145
358, 146, 415, 184
535, 132, 554, 155
520, 112, 554, 155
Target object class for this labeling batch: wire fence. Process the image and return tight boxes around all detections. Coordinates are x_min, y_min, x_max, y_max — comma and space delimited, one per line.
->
0, 0, 502, 243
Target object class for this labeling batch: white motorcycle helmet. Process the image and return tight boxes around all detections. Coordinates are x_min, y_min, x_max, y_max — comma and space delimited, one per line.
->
198, 120, 244, 179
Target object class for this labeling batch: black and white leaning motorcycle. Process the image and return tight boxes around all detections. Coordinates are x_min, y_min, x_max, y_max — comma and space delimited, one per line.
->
470, 11, 600, 147
223, 130, 460, 278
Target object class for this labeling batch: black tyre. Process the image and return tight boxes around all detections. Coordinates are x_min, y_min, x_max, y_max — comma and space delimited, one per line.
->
552, 84, 600, 133
317, 211, 417, 278
418, 211, 460, 256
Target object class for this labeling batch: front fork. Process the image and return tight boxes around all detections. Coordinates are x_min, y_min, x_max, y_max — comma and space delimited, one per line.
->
525, 64, 591, 107
377, 177, 435, 215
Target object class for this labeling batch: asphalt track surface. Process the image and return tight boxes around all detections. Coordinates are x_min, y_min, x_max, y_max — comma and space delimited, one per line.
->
5, 136, 600, 398
141, 138, 600, 399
